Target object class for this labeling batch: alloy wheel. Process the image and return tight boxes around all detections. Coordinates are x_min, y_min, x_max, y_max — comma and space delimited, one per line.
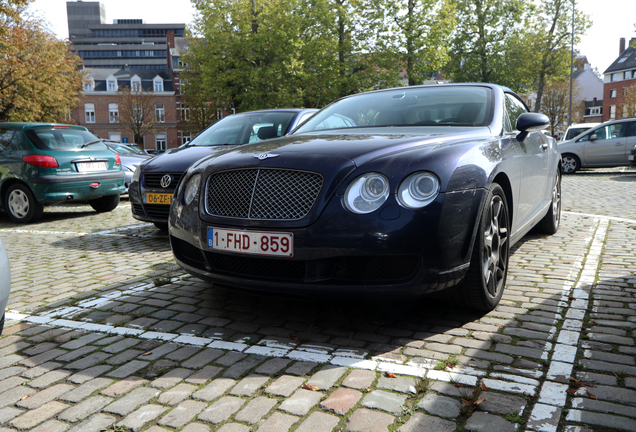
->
482, 195, 508, 298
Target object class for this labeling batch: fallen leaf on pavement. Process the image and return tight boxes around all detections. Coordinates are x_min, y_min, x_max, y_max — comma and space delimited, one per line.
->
566, 389, 577, 394
142, 351, 152, 356
302, 383, 320, 391
461, 399, 472, 406
474, 397, 486, 405
385, 372, 396, 378
480, 382, 489, 391
586, 391, 598, 400
20, 395, 29, 400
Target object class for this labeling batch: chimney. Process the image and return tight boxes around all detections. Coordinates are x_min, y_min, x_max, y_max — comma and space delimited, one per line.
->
620, 38, 625, 54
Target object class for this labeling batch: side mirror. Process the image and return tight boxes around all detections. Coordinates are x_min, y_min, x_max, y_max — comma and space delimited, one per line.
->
516, 113, 550, 132
590, 134, 598, 141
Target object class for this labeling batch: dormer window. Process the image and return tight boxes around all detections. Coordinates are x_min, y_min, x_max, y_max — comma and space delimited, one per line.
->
83, 78, 94, 92
107, 75, 118, 92
131, 75, 142, 92
153, 75, 164, 92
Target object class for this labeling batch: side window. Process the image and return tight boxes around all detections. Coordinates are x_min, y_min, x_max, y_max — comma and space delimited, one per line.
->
0, 128, 16, 152
504, 94, 527, 132
588, 123, 624, 141
626, 122, 636, 137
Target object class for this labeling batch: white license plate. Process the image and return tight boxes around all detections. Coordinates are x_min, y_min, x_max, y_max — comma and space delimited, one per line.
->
629, 155, 635, 161
207, 227, 293, 257
77, 161, 107, 172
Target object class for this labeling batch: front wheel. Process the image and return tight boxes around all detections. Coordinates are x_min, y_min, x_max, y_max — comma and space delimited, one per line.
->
538, 170, 561, 235
89, 194, 120, 213
5, 184, 43, 224
453, 184, 510, 311
561, 154, 580, 174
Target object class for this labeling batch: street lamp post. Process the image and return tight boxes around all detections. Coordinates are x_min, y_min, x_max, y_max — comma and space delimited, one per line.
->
568, 0, 575, 126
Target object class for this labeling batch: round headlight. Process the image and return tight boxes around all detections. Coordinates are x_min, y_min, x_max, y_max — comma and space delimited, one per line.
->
343, 173, 389, 214
183, 174, 201, 206
132, 166, 141, 183
397, 172, 440, 209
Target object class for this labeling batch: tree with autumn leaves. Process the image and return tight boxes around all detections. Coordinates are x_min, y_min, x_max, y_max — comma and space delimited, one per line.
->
0, 0, 84, 123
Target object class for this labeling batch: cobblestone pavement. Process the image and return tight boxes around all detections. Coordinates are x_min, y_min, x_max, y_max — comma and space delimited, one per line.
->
0, 169, 635, 432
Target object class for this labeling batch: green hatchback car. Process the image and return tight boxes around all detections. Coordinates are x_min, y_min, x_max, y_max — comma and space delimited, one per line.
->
0, 123, 125, 224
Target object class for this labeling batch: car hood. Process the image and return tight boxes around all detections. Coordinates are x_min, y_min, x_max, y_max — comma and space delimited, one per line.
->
141, 145, 240, 173
191, 127, 493, 171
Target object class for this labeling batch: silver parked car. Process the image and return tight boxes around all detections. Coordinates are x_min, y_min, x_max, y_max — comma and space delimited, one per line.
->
558, 118, 636, 173
0, 237, 10, 334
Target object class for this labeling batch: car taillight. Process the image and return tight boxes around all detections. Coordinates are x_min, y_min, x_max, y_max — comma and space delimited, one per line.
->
23, 154, 59, 168
115, 154, 121, 165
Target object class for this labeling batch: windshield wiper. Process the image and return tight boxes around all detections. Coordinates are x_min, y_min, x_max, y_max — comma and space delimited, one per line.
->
80, 139, 103, 148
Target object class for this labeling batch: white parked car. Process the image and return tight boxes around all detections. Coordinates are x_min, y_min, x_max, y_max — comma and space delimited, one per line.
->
0, 237, 10, 334
558, 118, 636, 173
560, 122, 600, 142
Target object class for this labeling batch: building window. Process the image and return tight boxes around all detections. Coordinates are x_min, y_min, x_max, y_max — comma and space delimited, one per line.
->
610, 89, 617, 98
611, 73, 618, 82
84, 103, 95, 123
132, 103, 143, 122
84, 79, 94, 91
107, 76, 118, 92
609, 105, 616, 120
155, 104, 165, 123
590, 107, 601, 115
178, 103, 190, 121
153, 76, 163, 92
131, 75, 142, 92
625, 71, 632, 80
178, 130, 191, 145
108, 103, 119, 123
155, 133, 167, 151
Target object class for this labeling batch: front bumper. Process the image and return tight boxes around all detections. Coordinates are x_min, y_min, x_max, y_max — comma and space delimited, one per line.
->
169, 188, 485, 299
129, 185, 174, 224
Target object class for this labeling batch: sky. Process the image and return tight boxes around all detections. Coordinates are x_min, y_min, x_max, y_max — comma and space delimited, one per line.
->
29, 0, 636, 75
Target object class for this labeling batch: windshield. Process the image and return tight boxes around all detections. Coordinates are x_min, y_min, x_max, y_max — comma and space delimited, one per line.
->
564, 127, 592, 141
183, 111, 297, 147
107, 143, 140, 155
296, 86, 493, 133
25, 128, 106, 151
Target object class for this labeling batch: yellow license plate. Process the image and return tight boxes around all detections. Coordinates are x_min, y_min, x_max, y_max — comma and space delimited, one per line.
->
144, 192, 172, 205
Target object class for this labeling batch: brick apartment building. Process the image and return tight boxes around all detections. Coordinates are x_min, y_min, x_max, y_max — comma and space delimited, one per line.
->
66, 0, 189, 151
602, 37, 636, 121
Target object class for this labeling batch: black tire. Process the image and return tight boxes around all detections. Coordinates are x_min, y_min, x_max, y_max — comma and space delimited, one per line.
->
4, 183, 44, 224
561, 154, 580, 174
538, 170, 561, 235
154, 222, 169, 231
0, 313, 4, 335
89, 194, 120, 213
454, 184, 510, 311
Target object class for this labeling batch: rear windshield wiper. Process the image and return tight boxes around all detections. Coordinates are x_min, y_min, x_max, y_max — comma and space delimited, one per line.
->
80, 140, 103, 148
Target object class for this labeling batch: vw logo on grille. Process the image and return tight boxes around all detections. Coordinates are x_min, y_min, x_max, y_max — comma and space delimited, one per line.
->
254, 153, 279, 160
160, 174, 172, 188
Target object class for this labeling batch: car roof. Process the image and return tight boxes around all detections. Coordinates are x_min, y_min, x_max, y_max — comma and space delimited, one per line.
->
0, 122, 88, 131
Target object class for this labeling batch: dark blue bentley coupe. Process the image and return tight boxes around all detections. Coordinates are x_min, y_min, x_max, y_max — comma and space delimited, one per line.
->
168, 84, 561, 311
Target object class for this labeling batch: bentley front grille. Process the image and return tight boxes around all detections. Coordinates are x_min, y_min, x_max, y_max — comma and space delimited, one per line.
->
205, 169, 323, 220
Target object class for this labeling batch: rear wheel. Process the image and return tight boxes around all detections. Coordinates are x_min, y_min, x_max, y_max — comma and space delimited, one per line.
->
89, 194, 120, 213
538, 170, 561, 235
450, 184, 510, 311
561, 154, 580, 174
5, 184, 43, 224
